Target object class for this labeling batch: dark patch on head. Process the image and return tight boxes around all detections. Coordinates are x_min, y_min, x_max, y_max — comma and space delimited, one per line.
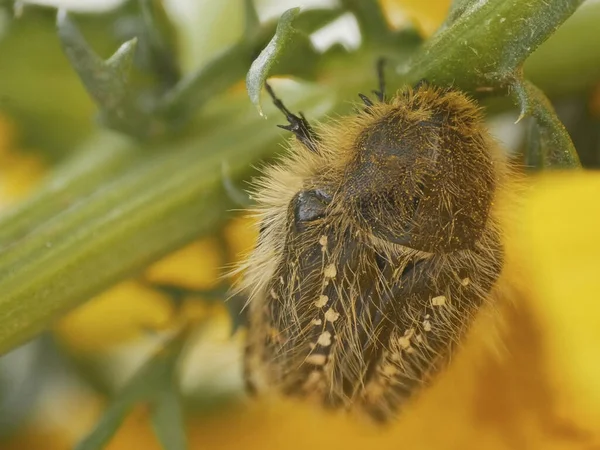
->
342, 103, 494, 253
291, 189, 332, 232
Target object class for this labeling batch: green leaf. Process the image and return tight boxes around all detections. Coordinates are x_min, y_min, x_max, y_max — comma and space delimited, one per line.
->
160, 6, 341, 123
243, 0, 261, 37
75, 392, 132, 450
57, 10, 154, 138
150, 384, 188, 450
0, 6, 137, 159
339, 0, 392, 46
512, 79, 580, 168
246, 7, 301, 116
138, 0, 181, 88
405, 0, 586, 91
75, 331, 187, 450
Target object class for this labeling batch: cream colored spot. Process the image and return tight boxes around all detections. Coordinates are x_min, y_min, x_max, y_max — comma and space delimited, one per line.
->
324, 264, 337, 278
461, 277, 470, 286
306, 354, 327, 365
270, 289, 278, 299
423, 320, 432, 332
314, 295, 328, 308
311, 318, 323, 326
432, 295, 447, 306
415, 334, 423, 343
382, 364, 398, 376
398, 336, 411, 349
319, 235, 328, 247
317, 331, 332, 347
397, 328, 414, 349
279, 276, 285, 285
391, 353, 402, 362
324, 308, 340, 322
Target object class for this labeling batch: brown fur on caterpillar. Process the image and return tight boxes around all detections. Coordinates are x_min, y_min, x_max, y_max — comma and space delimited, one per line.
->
237, 63, 508, 422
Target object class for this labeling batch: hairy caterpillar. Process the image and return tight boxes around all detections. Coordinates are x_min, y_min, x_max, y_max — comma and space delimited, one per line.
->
238, 63, 508, 422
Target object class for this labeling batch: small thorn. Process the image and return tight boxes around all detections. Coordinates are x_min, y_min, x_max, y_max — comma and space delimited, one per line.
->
359, 93, 374, 107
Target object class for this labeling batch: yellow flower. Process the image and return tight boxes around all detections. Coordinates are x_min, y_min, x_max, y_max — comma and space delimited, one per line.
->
0, 113, 46, 208
54, 281, 176, 354
380, 0, 452, 36
517, 172, 600, 434
145, 238, 224, 291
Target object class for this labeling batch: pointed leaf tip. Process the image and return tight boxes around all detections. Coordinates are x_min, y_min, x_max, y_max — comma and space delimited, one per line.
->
512, 79, 581, 169
246, 7, 301, 117
57, 14, 152, 137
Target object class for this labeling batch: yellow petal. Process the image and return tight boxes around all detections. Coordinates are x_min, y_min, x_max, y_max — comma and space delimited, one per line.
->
0, 151, 46, 205
223, 214, 259, 264
380, 0, 451, 36
55, 281, 174, 353
517, 171, 600, 430
0, 113, 46, 207
145, 238, 223, 290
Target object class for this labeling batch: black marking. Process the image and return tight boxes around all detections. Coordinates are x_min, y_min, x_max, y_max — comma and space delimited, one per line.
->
292, 189, 332, 232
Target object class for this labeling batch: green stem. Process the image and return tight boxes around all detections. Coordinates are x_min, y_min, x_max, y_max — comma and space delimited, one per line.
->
0, 133, 137, 249
0, 85, 338, 355
406, 0, 586, 91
